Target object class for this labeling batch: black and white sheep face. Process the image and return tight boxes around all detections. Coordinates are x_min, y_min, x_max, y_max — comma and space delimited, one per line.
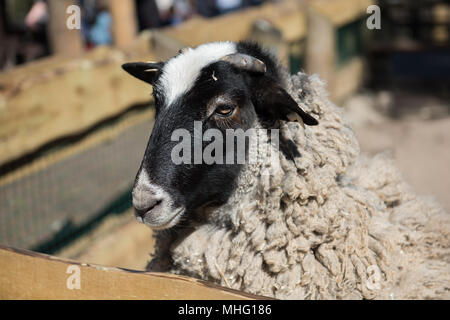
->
123, 41, 318, 230
133, 64, 256, 230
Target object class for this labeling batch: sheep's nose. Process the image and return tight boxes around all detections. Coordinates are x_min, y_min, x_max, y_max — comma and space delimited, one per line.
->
132, 184, 163, 219
134, 197, 162, 218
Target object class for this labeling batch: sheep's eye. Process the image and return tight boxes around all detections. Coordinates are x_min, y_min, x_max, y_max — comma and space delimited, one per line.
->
215, 105, 235, 117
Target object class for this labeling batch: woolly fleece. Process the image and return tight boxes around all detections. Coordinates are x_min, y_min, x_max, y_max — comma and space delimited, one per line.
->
147, 72, 450, 300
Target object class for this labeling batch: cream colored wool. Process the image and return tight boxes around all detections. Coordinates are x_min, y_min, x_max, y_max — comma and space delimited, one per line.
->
147, 73, 450, 299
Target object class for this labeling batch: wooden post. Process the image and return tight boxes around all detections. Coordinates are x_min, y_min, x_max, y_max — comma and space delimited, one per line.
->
47, 0, 83, 56
305, 0, 371, 101
305, 6, 336, 97
107, 0, 137, 48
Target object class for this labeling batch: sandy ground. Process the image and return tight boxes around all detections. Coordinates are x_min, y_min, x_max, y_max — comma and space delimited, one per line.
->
58, 90, 450, 270
343, 91, 450, 211
353, 118, 450, 211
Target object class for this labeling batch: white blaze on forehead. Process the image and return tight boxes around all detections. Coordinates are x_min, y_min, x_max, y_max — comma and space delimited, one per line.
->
158, 41, 237, 106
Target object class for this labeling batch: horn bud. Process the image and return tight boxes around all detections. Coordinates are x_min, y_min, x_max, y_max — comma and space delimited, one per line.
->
178, 47, 192, 55
220, 53, 267, 73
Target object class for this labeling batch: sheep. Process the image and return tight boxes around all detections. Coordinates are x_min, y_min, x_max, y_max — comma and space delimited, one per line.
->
123, 41, 450, 299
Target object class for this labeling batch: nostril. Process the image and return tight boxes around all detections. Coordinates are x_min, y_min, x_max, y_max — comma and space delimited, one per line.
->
135, 208, 147, 218
134, 199, 162, 218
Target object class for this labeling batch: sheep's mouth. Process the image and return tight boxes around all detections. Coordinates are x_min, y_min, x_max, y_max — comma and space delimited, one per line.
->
137, 207, 185, 230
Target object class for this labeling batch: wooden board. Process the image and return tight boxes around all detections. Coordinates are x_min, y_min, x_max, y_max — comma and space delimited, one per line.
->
161, 0, 307, 47
0, 43, 156, 167
0, 245, 268, 300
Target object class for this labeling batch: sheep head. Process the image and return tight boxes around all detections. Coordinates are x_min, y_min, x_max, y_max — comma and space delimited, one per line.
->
122, 41, 318, 230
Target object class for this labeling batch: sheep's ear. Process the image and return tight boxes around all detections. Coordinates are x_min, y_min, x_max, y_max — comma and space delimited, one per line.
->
253, 79, 318, 126
122, 62, 164, 85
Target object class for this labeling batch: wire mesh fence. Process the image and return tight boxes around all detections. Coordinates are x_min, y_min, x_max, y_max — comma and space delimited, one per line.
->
0, 106, 154, 252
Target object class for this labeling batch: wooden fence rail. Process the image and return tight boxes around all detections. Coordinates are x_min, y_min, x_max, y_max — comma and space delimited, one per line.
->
0, 245, 267, 299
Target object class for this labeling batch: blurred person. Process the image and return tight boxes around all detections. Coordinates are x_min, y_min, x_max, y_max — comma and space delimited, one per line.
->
246, 0, 264, 7
24, 0, 47, 31
24, 0, 49, 55
196, 0, 264, 18
79, 0, 112, 47
216, 0, 242, 15
1, 0, 50, 69
154, 0, 193, 26
171, 0, 193, 25
0, 0, 8, 69
155, 0, 174, 25
135, 0, 161, 29
87, 0, 111, 46
195, 0, 218, 17
79, 0, 97, 21
79, 0, 98, 42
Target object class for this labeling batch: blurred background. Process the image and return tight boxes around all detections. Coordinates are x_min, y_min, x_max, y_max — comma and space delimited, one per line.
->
0, 0, 449, 270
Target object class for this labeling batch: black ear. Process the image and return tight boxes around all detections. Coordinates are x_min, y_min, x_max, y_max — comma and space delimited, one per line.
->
122, 61, 164, 85
252, 78, 318, 126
